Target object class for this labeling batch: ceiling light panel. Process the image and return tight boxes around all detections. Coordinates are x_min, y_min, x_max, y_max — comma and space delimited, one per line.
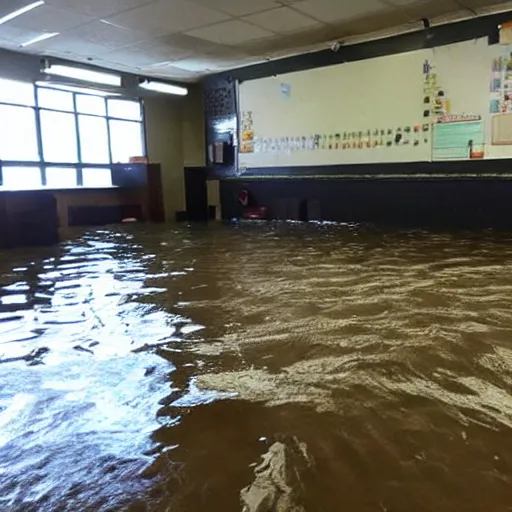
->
6, 3, 93, 31
21, 31, 59, 46
44, 63, 122, 86
0, 0, 45, 26
139, 79, 188, 95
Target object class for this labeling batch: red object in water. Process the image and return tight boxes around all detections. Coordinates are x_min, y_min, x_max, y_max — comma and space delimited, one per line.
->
244, 207, 267, 220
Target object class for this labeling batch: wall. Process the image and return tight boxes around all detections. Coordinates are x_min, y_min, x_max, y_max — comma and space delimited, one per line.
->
144, 84, 206, 220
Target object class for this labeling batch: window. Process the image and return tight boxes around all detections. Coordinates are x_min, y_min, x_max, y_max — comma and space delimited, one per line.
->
78, 115, 110, 163
38, 88, 74, 112
76, 94, 106, 116
40, 110, 78, 163
107, 99, 141, 120
46, 168, 77, 188
110, 120, 144, 163
1, 167, 42, 189
0, 78, 34, 106
0, 105, 39, 161
82, 168, 112, 188
0, 79, 146, 190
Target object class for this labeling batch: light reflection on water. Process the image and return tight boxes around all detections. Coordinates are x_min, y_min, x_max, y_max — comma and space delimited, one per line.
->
1, 223, 512, 511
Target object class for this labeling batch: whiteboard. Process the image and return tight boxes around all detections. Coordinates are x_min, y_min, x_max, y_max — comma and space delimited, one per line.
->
239, 48, 432, 169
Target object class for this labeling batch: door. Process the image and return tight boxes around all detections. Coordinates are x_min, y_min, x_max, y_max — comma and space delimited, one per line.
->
185, 167, 208, 222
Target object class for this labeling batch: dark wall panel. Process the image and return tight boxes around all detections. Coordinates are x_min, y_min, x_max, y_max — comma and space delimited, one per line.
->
203, 77, 237, 177
220, 179, 512, 228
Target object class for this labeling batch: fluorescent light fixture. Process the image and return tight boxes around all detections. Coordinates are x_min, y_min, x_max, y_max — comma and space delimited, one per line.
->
139, 79, 188, 96
43, 64, 121, 87
0, 0, 45, 26
21, 32, 59, 47
35, 81, 120, 96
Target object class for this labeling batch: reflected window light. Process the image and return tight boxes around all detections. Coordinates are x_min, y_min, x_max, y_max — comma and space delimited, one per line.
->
46, 167, 77, 188
1, 167, 42, 189
82, 168, 112, 187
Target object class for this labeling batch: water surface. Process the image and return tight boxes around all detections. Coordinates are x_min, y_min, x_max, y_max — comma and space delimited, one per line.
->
1, 223, 512, 511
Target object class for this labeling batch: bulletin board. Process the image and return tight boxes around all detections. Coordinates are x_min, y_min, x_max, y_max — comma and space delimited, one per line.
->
238, 49, 433, 169
239, 36, 512, 169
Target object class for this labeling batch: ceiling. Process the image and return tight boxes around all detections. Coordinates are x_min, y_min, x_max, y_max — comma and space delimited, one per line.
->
0, 0, 511, 82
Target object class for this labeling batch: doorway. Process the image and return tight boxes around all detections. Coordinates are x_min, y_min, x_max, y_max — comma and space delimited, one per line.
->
184, 167, 208, 222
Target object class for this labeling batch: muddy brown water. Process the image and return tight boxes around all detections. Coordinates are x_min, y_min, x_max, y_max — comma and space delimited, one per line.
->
1, 222, 512, 511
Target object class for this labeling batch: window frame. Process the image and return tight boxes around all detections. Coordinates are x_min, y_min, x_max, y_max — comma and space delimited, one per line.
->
0, 79, 147, 190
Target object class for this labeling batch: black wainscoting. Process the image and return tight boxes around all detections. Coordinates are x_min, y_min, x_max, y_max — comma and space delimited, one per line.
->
0, 192, 59, 248
220, 178, 512, 228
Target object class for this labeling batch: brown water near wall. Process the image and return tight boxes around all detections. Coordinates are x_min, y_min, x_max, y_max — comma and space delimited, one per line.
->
1, 223, 512, 511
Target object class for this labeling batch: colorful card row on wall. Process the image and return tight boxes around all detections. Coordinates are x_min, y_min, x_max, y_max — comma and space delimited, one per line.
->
240, 125, 430, 154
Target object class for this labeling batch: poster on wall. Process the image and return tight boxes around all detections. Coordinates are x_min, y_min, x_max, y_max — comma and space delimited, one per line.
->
240, 110, 255, 153
490, 52, 512, 114
433, 115, 484, 160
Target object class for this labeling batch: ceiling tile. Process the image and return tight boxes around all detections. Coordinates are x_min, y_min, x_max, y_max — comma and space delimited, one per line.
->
105, 0, 231, 35
191, 0, 279, 16
102, 39, 192, 67
6, 4, 94, 32
169, 52, 248, 72
186, 19, 276, 45
0, 25, 42, 45
242, 6, 323, 33
64, 20, 149, 49
293, 0, 389, 23
45, 0, 154, 18
157, 33, 241, 58
145, 65, 202, 80
37, 35, 112, 57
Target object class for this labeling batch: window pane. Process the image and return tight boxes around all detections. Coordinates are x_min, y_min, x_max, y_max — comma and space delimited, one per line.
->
1, 167, 41, 189
76, 94, 106, 116
0, 78, 34, 106
40, 111, 78, 162
37, 87, 74, 112
109, 120, 144, 163
0, 105, 39, 161
46, 167, 77, 188
107, 99, 141, 120
82, 168, 112, 187
78, 115, 109, 163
